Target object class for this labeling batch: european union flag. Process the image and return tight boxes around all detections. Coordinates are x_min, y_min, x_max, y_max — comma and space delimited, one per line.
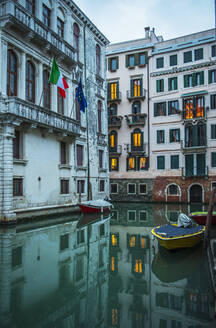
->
76, 80, 87, 113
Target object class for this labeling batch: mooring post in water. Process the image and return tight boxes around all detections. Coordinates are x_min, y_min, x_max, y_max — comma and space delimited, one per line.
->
204, 187, 216, 247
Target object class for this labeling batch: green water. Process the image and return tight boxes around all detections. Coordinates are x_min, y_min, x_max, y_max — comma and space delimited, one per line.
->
0, 202, 215, 328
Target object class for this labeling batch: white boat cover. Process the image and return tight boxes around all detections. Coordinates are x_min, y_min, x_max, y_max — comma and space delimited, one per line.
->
81, 199, 112, 208
177, 213, 192, 228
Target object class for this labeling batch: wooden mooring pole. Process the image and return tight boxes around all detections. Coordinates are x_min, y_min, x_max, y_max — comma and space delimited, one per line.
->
204, 187, 216, 247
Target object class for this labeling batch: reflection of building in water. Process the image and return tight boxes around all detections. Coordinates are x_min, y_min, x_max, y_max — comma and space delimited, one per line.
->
0, 215, 110, 328
109, 206, 215, 327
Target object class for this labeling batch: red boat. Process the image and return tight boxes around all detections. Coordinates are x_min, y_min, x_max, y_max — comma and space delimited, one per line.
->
79, 200, 112, 214
190, 212, 216, 225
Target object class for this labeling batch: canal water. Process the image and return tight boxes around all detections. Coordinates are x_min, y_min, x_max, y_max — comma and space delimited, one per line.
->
0, 202, 216, 328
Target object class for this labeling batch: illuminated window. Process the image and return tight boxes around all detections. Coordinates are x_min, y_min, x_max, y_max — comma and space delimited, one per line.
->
110, 134, 114, 147
130, 235, 136, 247
109, 131, 117, 151
129, 157, 135, 169
112, 308, 118, 325
184, 98, 193, 119
196, 96, 204, 117
140, 157, 148, 170
132, 79, 141, 97
108, 82, 118, 100
110, 256, 115, 271
134, 259, 143, 273
110, 157, 118, 171
111, 234, 118, 246
140, 237, 148, 248
133, 131, 141, 146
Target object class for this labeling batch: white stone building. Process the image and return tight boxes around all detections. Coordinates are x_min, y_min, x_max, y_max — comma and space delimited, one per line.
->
106, 28, 216, 204
0, 0, 109, 223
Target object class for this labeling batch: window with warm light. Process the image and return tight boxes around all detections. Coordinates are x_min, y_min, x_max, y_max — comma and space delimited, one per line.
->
132, 79, 141, 97
133, 130, 141, 147
110, 82, 117, 100
134, 259, 143, 273
110, 157, 118, 171
128, 157, 135, 170
130, 235, 136, 247
184, 98, 193, 119
110, 256, 115, 271
140, 157, 148, 170
111, 234, 118, 246
111, 308, 118, 325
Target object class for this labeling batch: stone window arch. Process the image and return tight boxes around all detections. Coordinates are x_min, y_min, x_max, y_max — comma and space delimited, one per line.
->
73, 23, 80, 60
26, 60, 36, 103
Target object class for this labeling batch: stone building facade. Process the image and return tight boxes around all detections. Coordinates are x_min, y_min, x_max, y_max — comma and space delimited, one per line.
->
107, 27, 216, 204
0, 0, 109, 223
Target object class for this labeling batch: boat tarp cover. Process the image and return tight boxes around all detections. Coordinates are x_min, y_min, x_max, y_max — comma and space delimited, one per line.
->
154, 224, 204, 238
80, 200, 112, 207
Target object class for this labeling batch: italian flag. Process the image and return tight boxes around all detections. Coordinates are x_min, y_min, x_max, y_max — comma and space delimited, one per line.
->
49, 58, 69, 98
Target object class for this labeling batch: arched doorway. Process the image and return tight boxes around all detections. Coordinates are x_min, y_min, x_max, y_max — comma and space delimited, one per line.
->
189, 184, 203, 203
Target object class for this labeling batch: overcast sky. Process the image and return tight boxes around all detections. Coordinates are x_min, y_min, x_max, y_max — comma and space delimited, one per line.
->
74, 0, 215, 43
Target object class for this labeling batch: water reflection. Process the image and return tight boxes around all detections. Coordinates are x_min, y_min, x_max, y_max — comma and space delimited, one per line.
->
0, 202, 216, 328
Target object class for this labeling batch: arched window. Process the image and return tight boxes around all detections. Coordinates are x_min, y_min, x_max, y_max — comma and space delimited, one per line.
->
42, 3, 51, 27
43, 70, 51, 109
26, 61, 35, 103
57, 8, 65, 38
131, 128, 143, 150
96, 44, 101, 75
73, 23, 80, 60
109, 131, 117, 151
167, 184, 180, 196
7, 50, 17, 96
98, 100, 102, 133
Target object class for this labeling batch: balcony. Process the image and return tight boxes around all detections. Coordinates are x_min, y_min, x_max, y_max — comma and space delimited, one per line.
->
107, 91, 122, 103
108, 115, 123, 129
0, 1, 76, 67
182, 166, 208, 178
109, 145, 122, 155
127, 89, 146, 102
182, 107, 207, 121
181, 139, 207, 153
126, 143, 146, 154
0, 97, 80, 137
125, 113, 146, 127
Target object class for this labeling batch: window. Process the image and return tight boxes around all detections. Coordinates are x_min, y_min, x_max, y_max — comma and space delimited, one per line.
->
13, 178, 23, 196
184, 50, 192, 63
209, 69, 216, 84
76, 256, 84, 281
184, 72, 204, 87
170, 129, 180, 142
211, 94, 216, 109
168, 184, 179, 196
170, 54, 177, 66
60, 141, 68, 165
168, 100, 179, 115
13, 130, 23, 159
108, 57, 118, 71
43, 70, 51, 108
12, 247, 22, 267
100, 224, 105, 236
77, 180, 85, 194
128, 210, 136, 221
156, 57, 164, 68
73, 23, 80, 60
154, 102, 166, 116
109, 157, 118, 171
7, 50, 17, 96
126, 52, 146, 67
60, 179, 69, 194
128, 54, 135, 67
128, 235, 136, 248
60, 234, 69, 251
99, 150, 103, 169
76, 144, 83, 166
139, 211, 147, 221
127, 157, 136, 170
108, 82, 118, 100
194, 48, 203, 61
211, 124, 216, 139
185, 123, 206, 147
157, 156, 165, 170
128, 183, 136, 194
111, 234, 118, 246
99, 180, 105, 192
139, 184, 147, 194
171, 155, 179, 169
157, 130, 165, 144
131, 79, 142, 97
139, 52, 146, 65
110, 256, 117, 272
26, 0, 35, 14
156, 79, 164, 92
57, 91, 65, 115
211, 181, 216, 190
57, 17, 64, 38
132, 129, 141, 147
42, 4, 51, 27
132, 101, 141, 116
98, 100, 102, 132
26, 61, 35, 103
168, 77, 178, 91
96, 44, 101, 75
133, 258, 143, 274
212, 45, 216, 57
110, 183, 118, 193
75, 93, 80, 121
139, 157, 148, 170
108, 103, 117, 116
211, 153, 216, 167
109, 131, 117, 151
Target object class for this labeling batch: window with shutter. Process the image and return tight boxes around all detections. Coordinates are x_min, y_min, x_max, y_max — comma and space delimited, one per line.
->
157, 156, 165, 170
209, 70, 216, 84
110, 57, 118, 71
197, 153, 206, 176
211, 94, 216, 109
168, 77, 178, 91
211, 125, 216, 139
60, 142, 68, 164
184, 51, 192, 63
7, 50, 17, 96
211, 152, 216, 167
13, 178, 23, 196
128, 157, 136, 170
139, 157, 148, 170
212, 45, 216, 57
76, 145, 83, 166
13, 130, 23, 159
154, 102, 166, 116
110, 158, 118, 171
99, 150, 103, 168
170, 129, 180, 142
171, 155, 179, 169
156, 57, 164, 68
194, 48, 203, 61
157, 130, 164, 144
139, 53, 146, 65
185, 154, 194, 177
128, 55, 135, 67
170, 54, 177, 66
168, 100, 179, 115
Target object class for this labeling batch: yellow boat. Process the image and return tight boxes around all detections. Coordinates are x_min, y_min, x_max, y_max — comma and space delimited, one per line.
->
151, 223, 205, 250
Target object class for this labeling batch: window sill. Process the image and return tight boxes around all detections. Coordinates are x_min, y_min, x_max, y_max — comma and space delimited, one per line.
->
76, 166, 87, 171
13, 159, 28, 165
60, 193, 70, 196
128, 66, 135, 69
59, 164, 72, 170
99, 168, 107, 173
138, 64, 146, 68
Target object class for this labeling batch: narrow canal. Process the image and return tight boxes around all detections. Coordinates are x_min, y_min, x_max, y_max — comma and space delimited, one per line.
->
0, 202, 216, 328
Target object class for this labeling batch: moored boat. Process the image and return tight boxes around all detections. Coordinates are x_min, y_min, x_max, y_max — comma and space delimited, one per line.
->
190, 211, 216, 225
151, 223, 205, 250
78, 199, 113, 214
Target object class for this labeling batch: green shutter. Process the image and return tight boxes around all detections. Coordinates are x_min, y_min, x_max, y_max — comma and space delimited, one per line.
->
168, 78, 171, 91
200, 71, 204, 85
157, 156, 165, 170
140, 79, 143, 95
184, 75, 188, 88
174, 77, 178, 90
116, 57, 119, 69
157, 131, 160, 143
197, 153, 205, 176
116, 81, 119, 98
154, 103, 157, 116
130, 80, 133, 97
161, 79, 164, 92
168, 101, 171, 115
211, 152, 216, 167
134, 53, 139, 66
107, 83, 111, 99
209, 70, 212, 84
156, 80, 160, 93
193, 125, 198, 147
192, 73, 197, 87
163, 102, 166, 115
126, 157, 129, 171
126, 55, 129, 67
185, 154, 194, 177
171, 155, 179, 169
108, 58, 111, 71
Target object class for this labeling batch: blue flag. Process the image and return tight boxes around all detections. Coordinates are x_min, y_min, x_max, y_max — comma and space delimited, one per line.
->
76, 80, 87, 113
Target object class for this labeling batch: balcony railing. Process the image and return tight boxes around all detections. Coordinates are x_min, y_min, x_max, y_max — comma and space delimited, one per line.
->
0, 1, 76, 66
127, 89, 146, 101
181, 139, 207, 151
108, 115, 123, 128
182, 107, 207, 120
126, 143, 146, 154
182, 166, 208, 178
0, 97, 80, 137
107, 91, 122, 103
125, 113, 146, 127
109, 145, 122, 155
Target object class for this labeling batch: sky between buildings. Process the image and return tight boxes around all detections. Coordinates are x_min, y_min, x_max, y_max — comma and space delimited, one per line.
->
75, 0, 215, 43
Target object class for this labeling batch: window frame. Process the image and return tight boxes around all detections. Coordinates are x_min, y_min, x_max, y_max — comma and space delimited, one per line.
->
76, 144, 84, 166
7, 49, 17, 96
26, 60, 35, 103
157, 156, 165, 170
127, 183, 136, 195
57, 17, 64, 38
13, 177, 23, 197
43, 70, 51, 109
139, 183, 147, 194
60, 179, 69, 194
110, 183, 118, 194
42, 4, 51, 27
156, 57, 164, 69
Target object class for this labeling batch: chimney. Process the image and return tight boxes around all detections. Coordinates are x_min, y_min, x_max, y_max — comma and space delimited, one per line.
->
144, 26, 150, 39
